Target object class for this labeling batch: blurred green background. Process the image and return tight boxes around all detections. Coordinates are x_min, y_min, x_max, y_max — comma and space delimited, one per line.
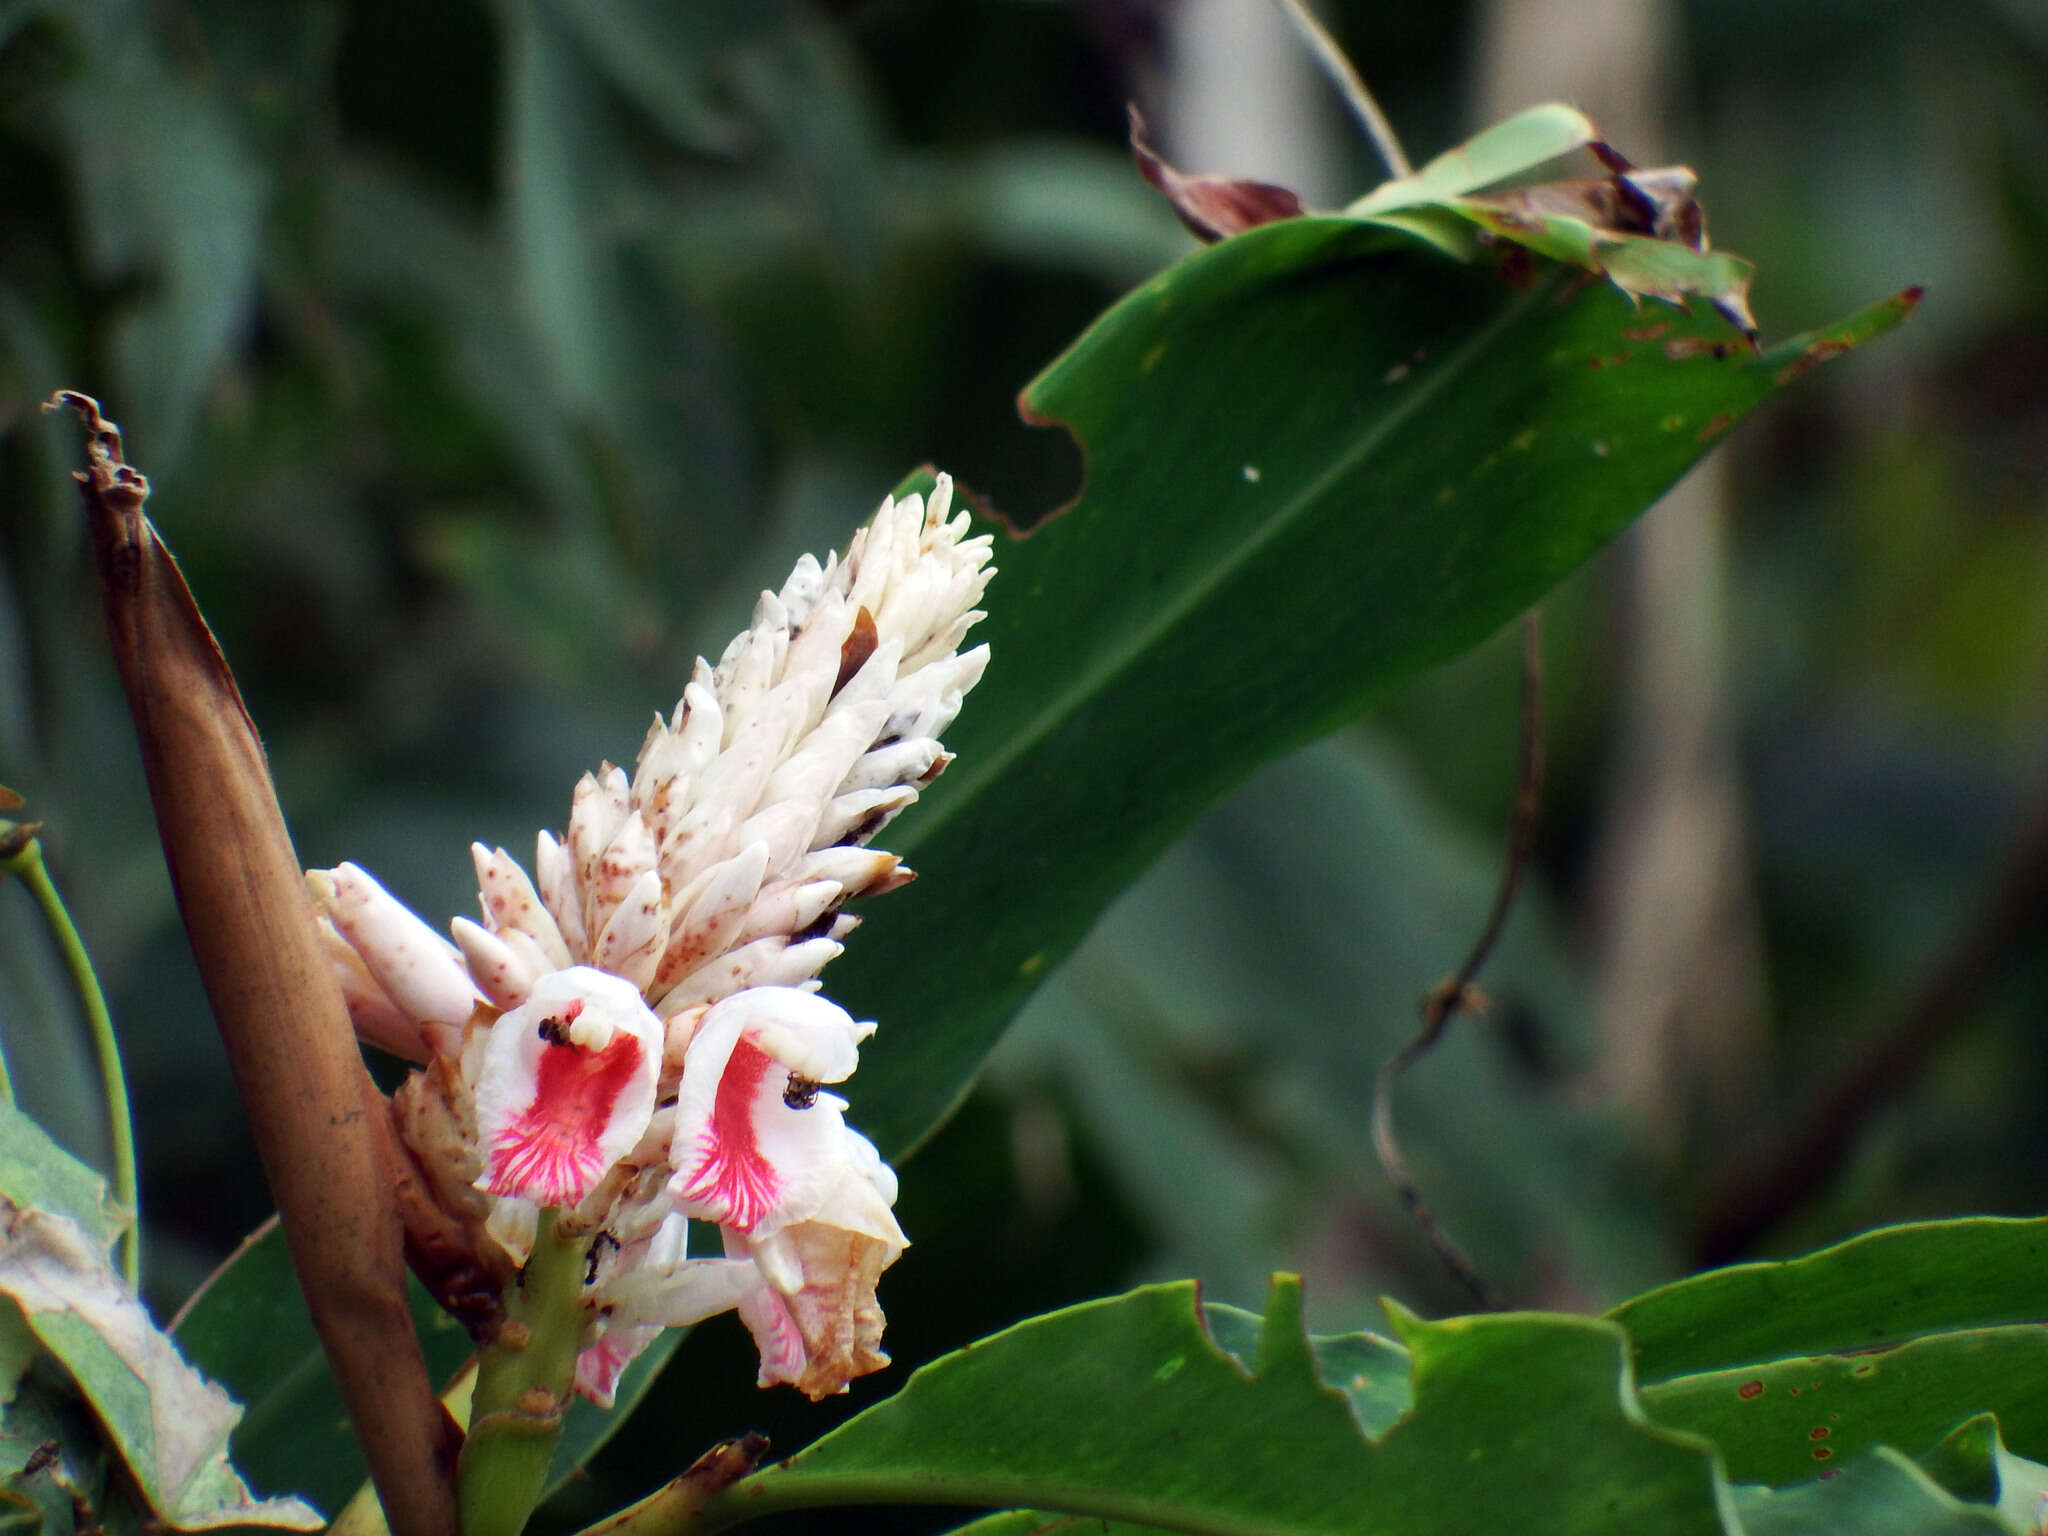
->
1, 0, 2044, 1520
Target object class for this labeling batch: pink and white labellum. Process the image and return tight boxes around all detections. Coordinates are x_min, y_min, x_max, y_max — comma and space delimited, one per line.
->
472, 968, 663, 1208
667, 986, 869, 1235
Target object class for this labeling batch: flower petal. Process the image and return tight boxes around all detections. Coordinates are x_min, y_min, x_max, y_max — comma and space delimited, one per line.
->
451, 916, 536, 1010
533, 831, 590, 963
593, 867, 670, 993
651, 840, 770, 995
309, 863, 479, 1028
471, 843, 574, 971
313, 912, 428, 1061
667, 988, 866, 1234
590, 809, 658, 938
574, 1324, 658, 1408
653, 936, 843, 1017
720, 1130, 906, 1401
473, 968, 663, 1208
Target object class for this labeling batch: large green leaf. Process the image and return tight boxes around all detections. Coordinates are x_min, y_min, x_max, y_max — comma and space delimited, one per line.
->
169, 1219, 677, 1521
928, 1304, 1410, 1536
1610, 1217, 2048, 1384
686, 1276, 1730, 1535
1729, 1448, 2016, 1535
932, 1340, 2048, 1536
1611, 1219, 2048, 1508
1918, 1414, 2048, 1528
832, 208, 1913, 1159
1640, 1326, 2048, 1486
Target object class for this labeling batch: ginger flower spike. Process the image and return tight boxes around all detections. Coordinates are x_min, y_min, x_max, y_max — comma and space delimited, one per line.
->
309, 474, 992, 1402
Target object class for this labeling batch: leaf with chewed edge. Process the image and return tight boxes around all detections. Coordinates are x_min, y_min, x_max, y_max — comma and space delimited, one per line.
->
1609, 1219, 2048, 1519
1729, 1448, 2016, 1535
685, 1276, 1731, 1534
832, 198, 1917, 1162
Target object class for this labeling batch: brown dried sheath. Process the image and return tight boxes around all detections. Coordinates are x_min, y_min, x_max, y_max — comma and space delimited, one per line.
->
55, 393, 459, 1536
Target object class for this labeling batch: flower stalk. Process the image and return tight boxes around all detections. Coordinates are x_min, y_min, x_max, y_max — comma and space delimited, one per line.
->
458, 1211, 591, 1536
0, 817, 138, 1288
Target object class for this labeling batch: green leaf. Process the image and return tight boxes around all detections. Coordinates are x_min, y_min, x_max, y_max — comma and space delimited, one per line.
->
1199, 1300, 1412, 1437
1638, 1325, 2048, 1487
1349, 104, 1601, 212
1613, 1219, 2048, 1503
941, 1357, 2048, 1536
832, 208, 1915, 1161
0, 1105, 125, 1255
1729, 1448, 2017, 1535
1345, 104, 1754, 326
1919, 1414, 2048, 1529
692, 1277, 1730, 1535
170, 1218, 676, 1521
1610, 1217, 2048, 1385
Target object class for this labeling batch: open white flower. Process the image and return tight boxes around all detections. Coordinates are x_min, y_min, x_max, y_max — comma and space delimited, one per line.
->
668, 986, 869, 1235
471, 968, 663, 1208
309, 475, 991, 1400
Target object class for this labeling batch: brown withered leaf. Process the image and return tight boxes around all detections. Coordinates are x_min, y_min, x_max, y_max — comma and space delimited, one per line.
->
1475, 152, 1703, 249
1461, 139, 1755, 337
1128, 105, 1305, 243
50, 392, 459, 1536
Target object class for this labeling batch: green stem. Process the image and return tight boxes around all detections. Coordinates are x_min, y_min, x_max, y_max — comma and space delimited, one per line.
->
1, 825, 139, 1290
458, 1213, 591, 1536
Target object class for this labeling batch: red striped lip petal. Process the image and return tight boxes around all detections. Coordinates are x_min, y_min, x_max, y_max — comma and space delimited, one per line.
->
674, 1038, 784, 1230
666, 987, 869, 1236
473, 966, 664, 1210
484, 1025, 646, 1205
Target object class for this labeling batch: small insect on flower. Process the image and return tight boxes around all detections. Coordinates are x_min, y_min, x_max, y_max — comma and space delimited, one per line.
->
536, 1005, 580, 1047
310, 473, 993, 1402
784, 1074, 822, 1110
